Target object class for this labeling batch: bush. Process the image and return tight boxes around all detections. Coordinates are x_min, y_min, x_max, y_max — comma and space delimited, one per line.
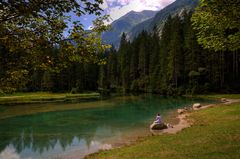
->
71, 88, 78, 94
1, 87, 16, 94
177, 86, 185, 95
0, 89, 4, 95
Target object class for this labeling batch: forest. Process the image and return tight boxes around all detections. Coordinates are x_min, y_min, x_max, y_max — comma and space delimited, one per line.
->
0, 2, 239, 95
99, 12, 240, 95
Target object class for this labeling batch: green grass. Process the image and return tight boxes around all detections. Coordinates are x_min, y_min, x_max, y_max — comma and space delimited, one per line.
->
192, 94, 240, 99
0, 92, 101, 119
87, 102, 240, 159
0, 92, 100, 105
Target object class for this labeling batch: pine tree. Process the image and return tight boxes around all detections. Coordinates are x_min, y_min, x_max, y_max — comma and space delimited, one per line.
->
118, 33, 130, 92
149, 26, 160, 92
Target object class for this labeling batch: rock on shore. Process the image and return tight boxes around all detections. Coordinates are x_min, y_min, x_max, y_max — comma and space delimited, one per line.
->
150, 123, 168, 130
192, 103, 201, 109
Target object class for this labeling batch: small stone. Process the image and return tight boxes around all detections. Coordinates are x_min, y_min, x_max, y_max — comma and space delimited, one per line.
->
192, 103, 201, 109
221, 98, 228, 102
167, 123, 173, 128
178, 109, 185, 114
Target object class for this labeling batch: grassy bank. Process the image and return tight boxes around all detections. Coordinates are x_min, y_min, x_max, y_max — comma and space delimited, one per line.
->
87, 101, 240, 159
193, 94, 240, 99
0, 92, 100, 105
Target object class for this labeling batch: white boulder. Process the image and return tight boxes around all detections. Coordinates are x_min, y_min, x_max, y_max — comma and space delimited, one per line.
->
221, 98, 228, 102
192, 103, 201, 109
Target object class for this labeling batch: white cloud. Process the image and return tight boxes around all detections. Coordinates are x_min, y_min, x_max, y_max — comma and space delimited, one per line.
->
116, 0, 131, 5
104, 0, 175, 22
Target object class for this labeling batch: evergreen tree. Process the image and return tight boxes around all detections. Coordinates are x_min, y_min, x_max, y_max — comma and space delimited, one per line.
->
157, 16, 173, 94
118, 33, 130, 92
149, 26, 160, 92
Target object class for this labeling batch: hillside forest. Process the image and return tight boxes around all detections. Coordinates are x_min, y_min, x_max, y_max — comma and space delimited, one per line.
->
0, 11, 239, 95
99, 12, 240, 95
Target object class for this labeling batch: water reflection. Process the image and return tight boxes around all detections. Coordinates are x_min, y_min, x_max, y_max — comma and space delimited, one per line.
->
0, 118, 118, 159
0, 147, 20, 159
0, 137, 112, 159
0, 95, 215, 159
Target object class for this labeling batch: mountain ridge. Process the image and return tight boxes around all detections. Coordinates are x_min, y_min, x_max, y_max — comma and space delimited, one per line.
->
101, 10, 158, 47
129, 0, 199, 39
102, 0, 199, 47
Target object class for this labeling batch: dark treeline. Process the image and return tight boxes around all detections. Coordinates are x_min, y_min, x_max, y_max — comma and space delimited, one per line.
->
99, 12, 240, 95
0, 45, 99, 93
28, 63, 99, 93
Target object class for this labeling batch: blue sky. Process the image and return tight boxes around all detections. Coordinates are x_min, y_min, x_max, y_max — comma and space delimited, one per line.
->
67, 0, 175, 31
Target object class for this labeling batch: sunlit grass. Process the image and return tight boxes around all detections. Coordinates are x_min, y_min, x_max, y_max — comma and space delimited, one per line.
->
185, 94, 240, 99
192, 94, 240, 99
0, 92, 100, 104
0, 92, 101, 119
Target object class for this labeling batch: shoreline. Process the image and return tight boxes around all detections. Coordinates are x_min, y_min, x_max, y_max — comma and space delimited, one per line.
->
83, 98, 240, 159
151, 98, 240, 135
0, 92, 100, 106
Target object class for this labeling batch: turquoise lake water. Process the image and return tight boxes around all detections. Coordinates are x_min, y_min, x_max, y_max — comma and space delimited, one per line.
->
0, 95, 215, 159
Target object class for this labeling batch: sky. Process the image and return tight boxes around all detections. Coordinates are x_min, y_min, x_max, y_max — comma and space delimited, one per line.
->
75, 0, 175, 30
66, 0, 175, 34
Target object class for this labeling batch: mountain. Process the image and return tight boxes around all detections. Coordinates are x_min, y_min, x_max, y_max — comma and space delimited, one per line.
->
101, 10, 157, 47
102, 0, 199, 47
129, 0, 199, 39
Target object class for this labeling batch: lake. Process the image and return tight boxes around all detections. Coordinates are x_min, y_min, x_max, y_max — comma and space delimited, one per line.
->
0, 95, 215, 159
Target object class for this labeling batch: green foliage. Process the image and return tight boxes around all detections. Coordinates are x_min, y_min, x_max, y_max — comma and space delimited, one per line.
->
0, 69, 29, 93
192, 0, 240, 51
41, 71, 53, 91
65, 15, 111, 64
0, 0, 110, 93
188, 70, 200, 77
130, 80, 139, 92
